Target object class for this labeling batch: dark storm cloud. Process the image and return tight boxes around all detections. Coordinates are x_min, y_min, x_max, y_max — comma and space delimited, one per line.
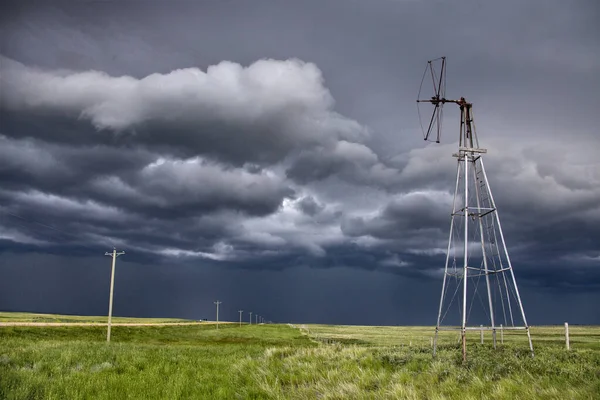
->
0, 135, 156, 191
337, 137, 600, 277
342, 190, 453, 238
0, 135, 293, 218
286, 140, 401, 188
0, 0, 599, 324
295, 196, 324, 216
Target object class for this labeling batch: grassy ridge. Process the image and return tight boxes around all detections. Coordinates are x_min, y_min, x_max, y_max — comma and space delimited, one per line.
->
0, 311, 193, 324
1, 320, 599, 399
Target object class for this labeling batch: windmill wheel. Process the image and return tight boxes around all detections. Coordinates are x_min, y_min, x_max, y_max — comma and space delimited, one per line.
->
417, 56, 447, 143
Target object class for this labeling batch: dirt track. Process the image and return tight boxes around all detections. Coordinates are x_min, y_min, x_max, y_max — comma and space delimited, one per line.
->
0, 322, 230, 327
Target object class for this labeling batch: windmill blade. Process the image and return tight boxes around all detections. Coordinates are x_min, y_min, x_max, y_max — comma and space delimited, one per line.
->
435, 57, 446, 101
417, 57, 447, 143
424, 103, 439, 142
424, 101, 443, 143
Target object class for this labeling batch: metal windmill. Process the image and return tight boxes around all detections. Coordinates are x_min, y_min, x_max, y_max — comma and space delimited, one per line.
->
416, 57, 533, 361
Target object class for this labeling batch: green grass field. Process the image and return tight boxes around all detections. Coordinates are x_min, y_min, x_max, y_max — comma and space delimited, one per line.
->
1, 313, 599, 399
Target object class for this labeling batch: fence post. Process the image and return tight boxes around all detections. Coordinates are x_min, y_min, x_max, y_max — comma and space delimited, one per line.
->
565, 322, 570, 350
480, 325, 484, 344
500, 324, 504, 344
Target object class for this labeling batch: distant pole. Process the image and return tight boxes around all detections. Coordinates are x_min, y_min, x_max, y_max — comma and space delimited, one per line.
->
238, 310, 243, 327
480, 325, 484, 344
500, 324, 504, 344
565, 322, 570, 350
104, 248, 125, 343
214, 301, 222, 330
249, 312, 252, 325
255, 314, 258, 324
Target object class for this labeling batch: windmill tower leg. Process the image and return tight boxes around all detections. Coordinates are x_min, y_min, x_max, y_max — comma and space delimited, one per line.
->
434, 162, 462, 357
480, 161, 534, 357
461, 153, 469, 363
472, 157, 496, 349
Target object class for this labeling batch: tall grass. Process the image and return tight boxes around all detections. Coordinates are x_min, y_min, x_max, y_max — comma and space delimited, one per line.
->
305, 324, 600, 349
0, 324, 311, 399
1, 319, 598, 399
234, 343, 600, 399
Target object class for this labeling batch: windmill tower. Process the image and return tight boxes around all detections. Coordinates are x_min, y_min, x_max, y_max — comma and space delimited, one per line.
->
416, 57, 533, 361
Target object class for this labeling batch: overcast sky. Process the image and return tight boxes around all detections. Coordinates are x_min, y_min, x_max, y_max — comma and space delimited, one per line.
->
0, 0, 599, 325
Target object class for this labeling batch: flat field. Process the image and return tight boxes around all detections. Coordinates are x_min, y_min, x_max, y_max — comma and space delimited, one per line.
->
1, 314, 599, 399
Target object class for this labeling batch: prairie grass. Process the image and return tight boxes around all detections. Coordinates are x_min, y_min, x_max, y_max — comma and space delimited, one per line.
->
304, 324, 600, 349
234, 342, 600, 399
0, 323, 311, 399
1, 314, 598, 399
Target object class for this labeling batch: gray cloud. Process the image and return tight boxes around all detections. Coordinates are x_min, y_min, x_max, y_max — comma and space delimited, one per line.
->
1, 56, 368, 166
342, 190, 452, 239
295, 196, 324, 216
286, 140, 402, 188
